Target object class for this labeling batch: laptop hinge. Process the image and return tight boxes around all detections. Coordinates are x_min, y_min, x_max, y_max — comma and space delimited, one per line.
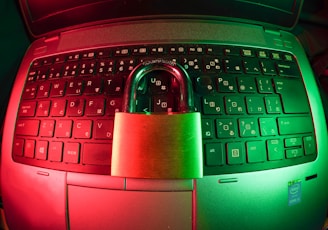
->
263, 27, 281, 37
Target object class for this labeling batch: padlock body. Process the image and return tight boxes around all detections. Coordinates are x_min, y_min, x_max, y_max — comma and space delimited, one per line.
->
112, 112, 203, 179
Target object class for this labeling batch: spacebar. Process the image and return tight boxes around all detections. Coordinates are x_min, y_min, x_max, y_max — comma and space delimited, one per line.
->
82, 143, 112, 166
278, 117, 313, 135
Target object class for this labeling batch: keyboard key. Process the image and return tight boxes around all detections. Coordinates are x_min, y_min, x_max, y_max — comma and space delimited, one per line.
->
96, 49, 112, 58
202, 96, 224, 115
81, 51, 95, 59
271, 52, 282, 60
132, 47, 148, 55
283, 54, 294, 62
225, 96, 245, 114
50, 81, 66, 97
278, 117, 313, 135
217, 76, 237, 93
35, 140, 48, 160
54, 55, 66, 63
303, 136, 316, 155
202, 119, 214, 139
227, 142, 245, 165
94, 119, 114, 139
238, 118, 259, 137
51, 99, 67, 116
79, 61, 96, 76
257, 50, 269, 59
39, 120, 55, 137
246, 141, 266, 163
114, 48, 130, 56
36, 101, 51, 117
216, 119, 237, 138
152, 95, 174, 112
243, 59, 261, 74
63, 62, 79, 77
104, 76, 124, 95
13, 138, 24, 156
84, 78, 103, 95
267, 139, 284, 161
260, 60, 277, 75
97, 59, 115, 76
63, 142, 80, 164
284, 137, 302, 148
15, 119, 40, 136
181, 57, 201, 71
203, 57, 222, 73
85, 98, 105, 116
24, 139, 35, 158
19, 101, 36, 117
67, 99, 85, 116
224, 47, 240, 56
188, 46, 204, 54
73, 120, 92, 139
55, 120, 73, 138
195, 76, 215, 94
206, 46, 224, 56
256, 78, 273, 93
117, 58, 136, 73
37, 82, 51, 98
48, 64, 63, 79
67, 53, 80, 62
223, 58, 243, 73
259, 118, 278, 136
245, 96, 265, 114
286, 148, 304, 159
276, 62, 300, 77
237, 78, 257, 93
22, 84, 37, 99
106, 98, 122, 115
82, 143, 111, 166
264, 96, 282, 114
273, 78, 310, 114
66, 79, 83, 96
48, 141, 63, 162
241, 49, 255, 57
205, 143, 224, 166
148, 74, 170, 94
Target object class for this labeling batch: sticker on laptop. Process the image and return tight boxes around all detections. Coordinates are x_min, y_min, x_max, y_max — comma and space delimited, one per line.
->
288, 179, 302, 206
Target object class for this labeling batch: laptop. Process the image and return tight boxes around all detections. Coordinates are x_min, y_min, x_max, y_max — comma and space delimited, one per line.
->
1, 0, 328, 229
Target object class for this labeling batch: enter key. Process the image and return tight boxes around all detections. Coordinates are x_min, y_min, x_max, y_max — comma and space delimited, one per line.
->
274, 78, 310, 114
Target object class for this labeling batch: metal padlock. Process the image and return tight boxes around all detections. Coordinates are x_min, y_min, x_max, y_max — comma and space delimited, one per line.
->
111, 59, 203, 179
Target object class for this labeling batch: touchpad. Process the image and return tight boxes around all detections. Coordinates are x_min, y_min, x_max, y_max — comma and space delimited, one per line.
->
68, 185, 192, 229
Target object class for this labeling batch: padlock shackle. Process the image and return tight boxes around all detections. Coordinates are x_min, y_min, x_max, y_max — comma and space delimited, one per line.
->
122, 60, 195, 113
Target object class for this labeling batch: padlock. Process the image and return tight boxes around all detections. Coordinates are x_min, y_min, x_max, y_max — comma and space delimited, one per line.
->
111, 59, 203, 179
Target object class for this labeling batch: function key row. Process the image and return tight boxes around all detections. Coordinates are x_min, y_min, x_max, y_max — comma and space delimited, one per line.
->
30, 44, 295, 68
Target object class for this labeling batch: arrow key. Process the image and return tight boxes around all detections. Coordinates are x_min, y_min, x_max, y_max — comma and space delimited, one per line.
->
267, 139, 284, 161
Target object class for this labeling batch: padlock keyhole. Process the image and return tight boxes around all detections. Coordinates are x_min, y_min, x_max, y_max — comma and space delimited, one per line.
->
135, 70, 181, 113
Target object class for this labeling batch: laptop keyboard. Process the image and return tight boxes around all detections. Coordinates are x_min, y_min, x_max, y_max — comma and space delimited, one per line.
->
12, 44, 317, 175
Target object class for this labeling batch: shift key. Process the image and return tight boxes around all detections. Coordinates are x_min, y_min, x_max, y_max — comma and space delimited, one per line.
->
15, 119, 40, 136
278, 116, 313, 135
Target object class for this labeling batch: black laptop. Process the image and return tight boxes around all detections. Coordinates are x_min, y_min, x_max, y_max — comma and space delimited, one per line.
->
1, 0, 328, 229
